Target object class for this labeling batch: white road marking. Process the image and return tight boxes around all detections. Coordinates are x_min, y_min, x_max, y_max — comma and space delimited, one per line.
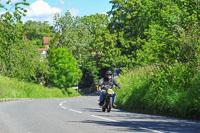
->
59, 100, 163, 133
90, 115, 118, 122
90, 115, 162, 133
139, 127, 163, 133
59, 101, 67, 109
69, 109, 83, 114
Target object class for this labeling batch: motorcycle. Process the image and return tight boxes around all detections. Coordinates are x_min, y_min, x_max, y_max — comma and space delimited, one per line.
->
102, 88, 115, 112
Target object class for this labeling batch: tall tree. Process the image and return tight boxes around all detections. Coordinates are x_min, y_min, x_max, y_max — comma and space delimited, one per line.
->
53, 11, 91, 62
0, 0, 49, 83
0, 0, 29, 76
136, 0, 200, 64
52, 12, 113, 86
23, 20, 54, 47
108, 0, 200, 65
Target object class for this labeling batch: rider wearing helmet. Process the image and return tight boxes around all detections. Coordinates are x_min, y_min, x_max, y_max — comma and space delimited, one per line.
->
98, 70, 120, 108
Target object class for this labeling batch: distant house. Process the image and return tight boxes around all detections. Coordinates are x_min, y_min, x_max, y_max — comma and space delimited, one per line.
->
38, 37, 50, 51
92, 50, 103, 56
38, 37, 103, 58
38, 37, 51, 59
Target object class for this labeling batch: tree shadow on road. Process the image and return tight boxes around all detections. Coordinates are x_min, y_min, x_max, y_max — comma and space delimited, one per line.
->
81, 119, 200, 133
79, 108, 200, 132
82, 108, 102, 113
67, 106, 200, 132
82, 107, 124, 113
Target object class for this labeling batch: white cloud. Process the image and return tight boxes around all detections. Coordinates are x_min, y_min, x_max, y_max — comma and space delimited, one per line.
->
101, 12, 108, 15
70, 8, 80, 16
23, 0, 61, 25
60, 0, 64, 5
27, 0, 61, 17
0, 11, 5, 15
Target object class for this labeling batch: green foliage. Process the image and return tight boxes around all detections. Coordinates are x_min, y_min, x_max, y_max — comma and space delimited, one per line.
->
0, 0, 29, 24
108, 0, 156, 65
53, 12, 122, 86
137, 19, 200, 65
0, 22, 48, 83
116, 63, 200, 119
109, 0, 200, 65
53, 11, 91, 61
9, 37, 49, 82
53, 12, 95, 87
79, 60, 99, 87
66, 88, 81, 97
48, 48, 82, 89
115, 68, 151, 111
0, 76, 80, 98
0, 1, 48, 83
109, 0, 200, 119
0, 0, 199, 116
94, 30, 119, 68
23, 20, 55, 47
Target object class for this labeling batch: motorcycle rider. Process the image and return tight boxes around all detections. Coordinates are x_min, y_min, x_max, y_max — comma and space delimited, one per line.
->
98, 70, 120, 108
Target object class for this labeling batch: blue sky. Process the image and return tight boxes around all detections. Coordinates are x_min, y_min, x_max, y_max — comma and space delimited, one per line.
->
0, 0, 113, 24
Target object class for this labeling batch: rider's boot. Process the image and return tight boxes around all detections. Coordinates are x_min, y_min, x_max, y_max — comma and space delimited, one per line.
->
112, 103, 117, 108
98, 101, 104, 106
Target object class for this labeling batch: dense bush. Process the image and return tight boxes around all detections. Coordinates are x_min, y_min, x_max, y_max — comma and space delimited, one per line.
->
115, 63, 200, 119
48, 48, 82, 89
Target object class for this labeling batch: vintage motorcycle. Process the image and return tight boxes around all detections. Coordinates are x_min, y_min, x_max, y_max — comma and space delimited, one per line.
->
101, 88, 115, 112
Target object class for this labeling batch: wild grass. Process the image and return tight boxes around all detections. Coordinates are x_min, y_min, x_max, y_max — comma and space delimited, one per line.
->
115, 63, 200, 120
0, 76, 80, 99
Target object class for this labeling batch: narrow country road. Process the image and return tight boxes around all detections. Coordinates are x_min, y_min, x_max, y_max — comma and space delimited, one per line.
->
0, 95, 200, 133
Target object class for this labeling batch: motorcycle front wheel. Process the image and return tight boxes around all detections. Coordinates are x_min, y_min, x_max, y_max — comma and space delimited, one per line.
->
107, 97, 112, 112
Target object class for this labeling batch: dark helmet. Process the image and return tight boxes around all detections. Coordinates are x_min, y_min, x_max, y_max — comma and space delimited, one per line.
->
106, 71, 112, 75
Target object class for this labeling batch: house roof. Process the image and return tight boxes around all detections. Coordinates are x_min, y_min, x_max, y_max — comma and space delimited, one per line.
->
43, 37, 52, 45
92, 50, 103, 55
38, 37, 60, 52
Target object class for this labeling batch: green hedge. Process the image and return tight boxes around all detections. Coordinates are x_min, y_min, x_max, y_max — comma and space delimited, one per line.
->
115, 63, 200, 119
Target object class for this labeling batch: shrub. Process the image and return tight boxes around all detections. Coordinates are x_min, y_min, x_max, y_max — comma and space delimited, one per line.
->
48, 48, 82, 89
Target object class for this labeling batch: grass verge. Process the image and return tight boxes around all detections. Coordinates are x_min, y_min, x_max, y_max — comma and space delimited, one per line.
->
115, 63, 200, 120
0, 76, 80, 99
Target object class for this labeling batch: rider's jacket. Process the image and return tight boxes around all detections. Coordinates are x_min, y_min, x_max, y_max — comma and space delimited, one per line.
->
98, 77, 120, 89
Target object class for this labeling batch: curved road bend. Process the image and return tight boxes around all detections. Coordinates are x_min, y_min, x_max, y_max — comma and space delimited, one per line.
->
0, 96, 200, 133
